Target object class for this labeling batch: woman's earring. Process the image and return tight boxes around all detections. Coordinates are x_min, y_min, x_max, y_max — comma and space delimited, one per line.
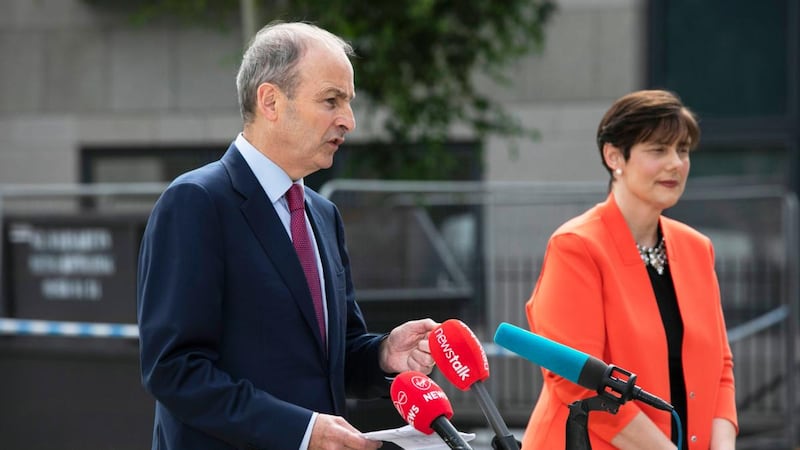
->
614, 167, 622, 176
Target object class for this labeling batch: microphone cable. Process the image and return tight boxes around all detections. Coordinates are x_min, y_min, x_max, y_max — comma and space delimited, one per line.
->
671, 408, 683, 450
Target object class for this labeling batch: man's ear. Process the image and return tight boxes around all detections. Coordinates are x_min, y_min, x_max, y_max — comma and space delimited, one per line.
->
256, 83, 280, 121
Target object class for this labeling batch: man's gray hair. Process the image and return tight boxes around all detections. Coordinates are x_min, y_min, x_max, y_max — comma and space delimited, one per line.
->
236, 21, 354, 124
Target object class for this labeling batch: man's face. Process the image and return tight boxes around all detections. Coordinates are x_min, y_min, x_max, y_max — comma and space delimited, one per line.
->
276, 43, 356, 179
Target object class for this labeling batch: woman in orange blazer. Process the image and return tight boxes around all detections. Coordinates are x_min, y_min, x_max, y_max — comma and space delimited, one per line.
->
523, 90, 737, 450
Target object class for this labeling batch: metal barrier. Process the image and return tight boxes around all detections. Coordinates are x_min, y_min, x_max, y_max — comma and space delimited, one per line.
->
0, 183, 165, 450
321, 179, 800, 449
0, 180, 797, 448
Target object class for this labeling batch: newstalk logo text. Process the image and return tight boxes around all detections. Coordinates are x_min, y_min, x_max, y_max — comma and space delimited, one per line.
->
433, 327, 471, 381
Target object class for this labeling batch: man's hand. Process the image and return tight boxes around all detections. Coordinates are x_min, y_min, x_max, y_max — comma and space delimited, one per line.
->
309, 414, 382, 450
379, 318, 438, 374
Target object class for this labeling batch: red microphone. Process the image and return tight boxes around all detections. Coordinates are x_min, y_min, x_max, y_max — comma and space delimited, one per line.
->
390, 371, 472, 450
429, 319, 490, 389
428, 319, 519, 449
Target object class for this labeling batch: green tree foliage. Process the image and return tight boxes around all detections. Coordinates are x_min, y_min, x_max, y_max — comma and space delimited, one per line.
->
88, 0, 556, 179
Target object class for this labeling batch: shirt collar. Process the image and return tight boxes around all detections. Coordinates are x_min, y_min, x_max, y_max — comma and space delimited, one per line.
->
235, 133, 303, 203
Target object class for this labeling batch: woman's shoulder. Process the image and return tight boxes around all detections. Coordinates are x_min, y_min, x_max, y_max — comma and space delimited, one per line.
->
552, 203, 605, 238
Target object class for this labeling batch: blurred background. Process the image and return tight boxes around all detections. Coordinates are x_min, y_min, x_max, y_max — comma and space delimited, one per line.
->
0, 0, 798, 448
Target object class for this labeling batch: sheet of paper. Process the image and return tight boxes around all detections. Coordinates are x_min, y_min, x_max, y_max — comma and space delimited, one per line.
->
362, 424, 476, 450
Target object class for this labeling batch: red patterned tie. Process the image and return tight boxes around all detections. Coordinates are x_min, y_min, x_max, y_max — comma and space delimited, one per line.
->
286, 184, 326, 349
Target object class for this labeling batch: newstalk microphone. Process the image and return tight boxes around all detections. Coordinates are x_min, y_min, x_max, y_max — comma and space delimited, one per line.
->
493, 322, 673, 411
428, 319, 519, 450
390, 371, 473, 450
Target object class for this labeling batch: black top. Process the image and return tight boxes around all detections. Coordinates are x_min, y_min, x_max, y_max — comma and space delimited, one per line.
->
646, 263, 689, 450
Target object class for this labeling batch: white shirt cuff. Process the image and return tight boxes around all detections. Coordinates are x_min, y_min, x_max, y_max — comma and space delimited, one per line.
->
300, 412, 318, 450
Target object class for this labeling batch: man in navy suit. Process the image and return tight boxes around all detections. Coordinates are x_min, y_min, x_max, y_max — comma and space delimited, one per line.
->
137, 21, 438, 450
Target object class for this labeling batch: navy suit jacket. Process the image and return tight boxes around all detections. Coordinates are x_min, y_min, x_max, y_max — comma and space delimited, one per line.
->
137, 143, 389, 449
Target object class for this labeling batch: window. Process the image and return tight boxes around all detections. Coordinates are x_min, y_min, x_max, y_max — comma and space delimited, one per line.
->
82, 146, 225, 184
649, 0, 799, 188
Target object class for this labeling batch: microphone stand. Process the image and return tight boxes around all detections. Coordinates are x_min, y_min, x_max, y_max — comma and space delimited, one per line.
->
565, 365, 639, 450
490, 435, 522, 450
565, 394, 622, 450
473, 384, 520, 450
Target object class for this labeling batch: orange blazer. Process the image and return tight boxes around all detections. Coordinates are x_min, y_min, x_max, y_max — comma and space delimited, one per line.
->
523, 193, 737, 450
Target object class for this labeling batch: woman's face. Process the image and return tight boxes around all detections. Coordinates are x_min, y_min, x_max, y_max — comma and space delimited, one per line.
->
616, 140, 691, 212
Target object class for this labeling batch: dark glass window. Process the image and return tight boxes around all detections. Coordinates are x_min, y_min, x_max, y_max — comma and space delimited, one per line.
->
655, 0, 789, 118
690, 143, 789, 184
82, 146, 225, 184
649, 0, 798, 189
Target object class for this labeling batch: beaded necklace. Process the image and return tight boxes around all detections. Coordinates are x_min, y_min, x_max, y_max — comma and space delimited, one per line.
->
637, 237, 667, 275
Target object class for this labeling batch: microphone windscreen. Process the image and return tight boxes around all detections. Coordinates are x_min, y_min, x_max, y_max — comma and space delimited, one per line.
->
390, 371, 454, 434
428, 319, 490, 390
493, 322, 588, 385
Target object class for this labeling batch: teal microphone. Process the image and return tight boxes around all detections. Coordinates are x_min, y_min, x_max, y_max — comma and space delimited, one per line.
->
493, 322, 672, 411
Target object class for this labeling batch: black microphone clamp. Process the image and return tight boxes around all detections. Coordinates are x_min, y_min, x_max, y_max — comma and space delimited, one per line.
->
600, 365, 673, 411
491, 435, 522, 450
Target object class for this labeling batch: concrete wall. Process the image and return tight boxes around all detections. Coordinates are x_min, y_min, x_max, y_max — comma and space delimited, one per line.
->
0, 0, 647, 184
0, 0, 241, 183
480, 0, 647, 183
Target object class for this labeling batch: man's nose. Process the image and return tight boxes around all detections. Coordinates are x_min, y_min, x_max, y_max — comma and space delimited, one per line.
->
339, 104, 356, 132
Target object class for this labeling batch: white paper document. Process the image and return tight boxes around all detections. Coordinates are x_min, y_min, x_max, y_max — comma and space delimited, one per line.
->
362, 424, 476, 450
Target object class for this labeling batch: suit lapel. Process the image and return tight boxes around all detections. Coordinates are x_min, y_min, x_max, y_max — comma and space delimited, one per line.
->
598, 194, 663, 319
599, 194, 645, 268
221, 145, 328, 356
